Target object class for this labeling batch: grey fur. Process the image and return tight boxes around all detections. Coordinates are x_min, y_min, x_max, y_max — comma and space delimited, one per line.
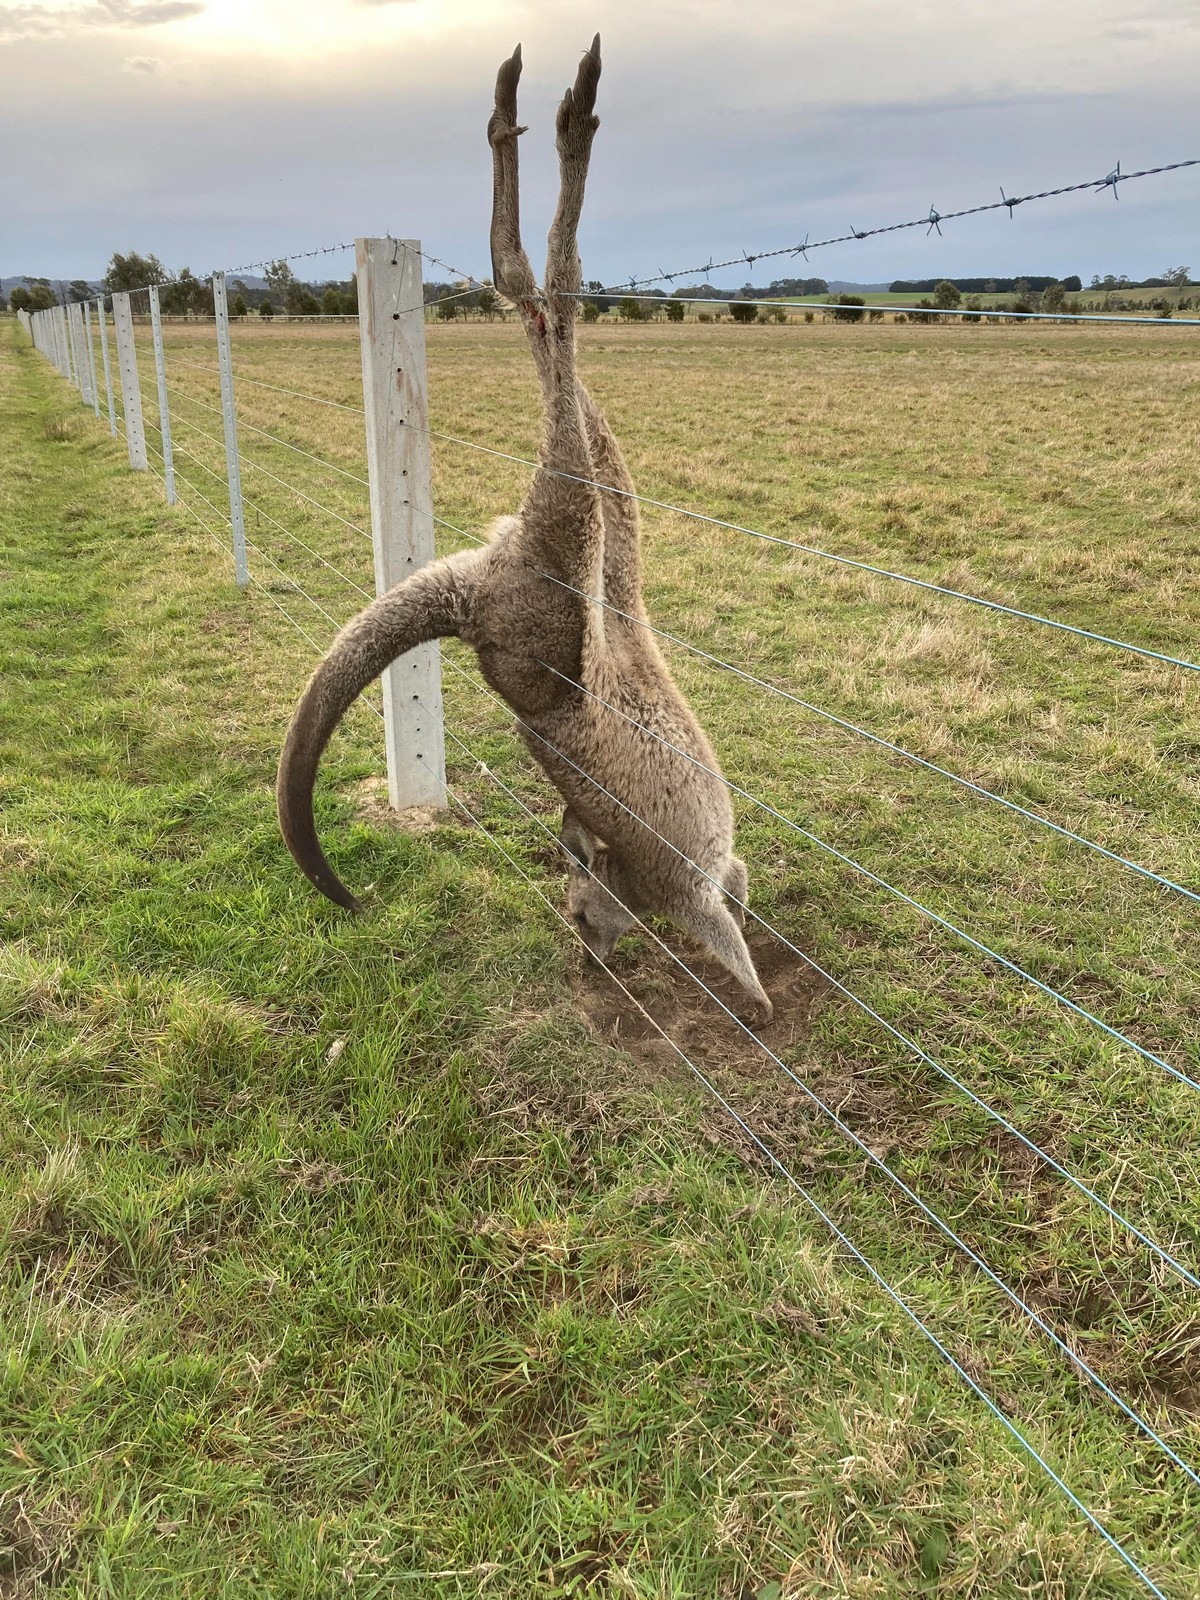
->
276, 36, 772, 1023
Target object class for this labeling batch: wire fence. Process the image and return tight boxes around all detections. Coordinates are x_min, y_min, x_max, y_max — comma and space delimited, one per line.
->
16, 220, 1200, 1594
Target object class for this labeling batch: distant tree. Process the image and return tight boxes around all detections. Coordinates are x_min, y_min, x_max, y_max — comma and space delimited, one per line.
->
580, 301, 601, 323
103, 251, 168, 293
67, 279, 92, 304
933, 280, 962, 309
27, 283, 57, 311
771, 305, 789, 323
728, 301, 757, 323
1162, 265, 1191, 287
963, 296, 983, 320
260, 299, 276, 318
584, 278, 614, 313
264, 260, 296, 300
322, 285, 342, 316
617, 296, 643, 321
342, 278, 359, 315
908, 299, 937, 325
293, 290, 321, 316
232, 294, 249, 317
664, 299, 685, 322
830, 294, 866, 323
476, 284, 500, 319
160, 268, 210, 317
1040, 281, 1066, 314
436, 298, 458, 320
1062, 275, 1082, 293
8, 285, 33, 314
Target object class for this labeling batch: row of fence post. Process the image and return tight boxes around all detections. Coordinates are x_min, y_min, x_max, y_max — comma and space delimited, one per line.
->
16, 238, 445, 813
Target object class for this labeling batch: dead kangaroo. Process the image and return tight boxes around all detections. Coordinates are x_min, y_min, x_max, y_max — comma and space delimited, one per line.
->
277, 35, 773, 1024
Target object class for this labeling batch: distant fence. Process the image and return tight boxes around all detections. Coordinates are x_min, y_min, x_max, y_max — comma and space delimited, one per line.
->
15, 239, 1200, 1596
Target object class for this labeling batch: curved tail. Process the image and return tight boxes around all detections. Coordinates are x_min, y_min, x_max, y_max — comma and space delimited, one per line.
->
277, 550, 482, 910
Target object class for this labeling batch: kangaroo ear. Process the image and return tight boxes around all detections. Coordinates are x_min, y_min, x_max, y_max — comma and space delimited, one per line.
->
560, 810, 596, 869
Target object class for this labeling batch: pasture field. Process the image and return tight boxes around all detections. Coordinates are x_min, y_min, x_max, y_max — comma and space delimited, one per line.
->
2, 313, 1199, 1597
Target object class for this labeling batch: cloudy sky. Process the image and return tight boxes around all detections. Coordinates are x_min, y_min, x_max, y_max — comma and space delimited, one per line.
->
2, 0, 1198, 290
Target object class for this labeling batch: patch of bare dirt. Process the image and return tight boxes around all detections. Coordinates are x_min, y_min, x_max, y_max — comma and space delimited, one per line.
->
572, 928, 828, 1082
350, 778, 449, 834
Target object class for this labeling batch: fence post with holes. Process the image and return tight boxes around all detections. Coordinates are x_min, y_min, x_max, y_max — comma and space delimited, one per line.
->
96, 298, 117, 437
70, 303, 92, 406
211, 272, 249, 587
52, 305, 68, 377
356, 236, 445, 811
148, 286, 176, 505
111, 292, 147, 469
83, 302, 100, 418
66, 303, 83, 393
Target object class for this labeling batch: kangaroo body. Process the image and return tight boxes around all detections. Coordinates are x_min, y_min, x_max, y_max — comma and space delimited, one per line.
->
277, 37, 771, 1021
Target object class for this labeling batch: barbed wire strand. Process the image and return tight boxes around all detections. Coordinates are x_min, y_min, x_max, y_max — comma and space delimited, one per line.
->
422, 752, 1174, 1597
426, 511, 1198, 906
587, 157, 1200, 295
435, 653, 1200, 1290
419, 427, 1200, 677
417, 708, 1200, 1497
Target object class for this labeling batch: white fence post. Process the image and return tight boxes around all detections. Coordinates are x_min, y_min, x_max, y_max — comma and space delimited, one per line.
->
53, 305, 69, 377
211, 272, 249, 588
83, 302, 101, 418
356, 236, 445, 811
66, 303, 83, 393
111, 292, 147, 470
96, 298, 117, 437
69, 303, 91, 404
148, 287, 177, 505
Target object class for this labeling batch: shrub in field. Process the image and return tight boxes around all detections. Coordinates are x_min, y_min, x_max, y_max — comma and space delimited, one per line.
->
8, 285, 33, 314
665, 299, 684, 322
436, 298, 458, 320
893, 312, 907, 323
729, 301, 757, 323
771, 305, 789, 323
868, 308, 884, 323
617, 296, 643, 321
934, 279, 962, 309
322, 286, 342, 316
697, 311, 712, 323
260, 299, 275, 318
581, 301, 601, 323
804, 309, 815, 323
830, 295, 866, 323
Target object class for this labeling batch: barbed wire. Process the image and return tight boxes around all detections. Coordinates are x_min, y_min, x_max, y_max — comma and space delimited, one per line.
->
589, 157, 1200, 295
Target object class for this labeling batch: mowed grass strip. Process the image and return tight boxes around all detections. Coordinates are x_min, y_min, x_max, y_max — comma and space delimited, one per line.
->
2, 316, 1199, 1598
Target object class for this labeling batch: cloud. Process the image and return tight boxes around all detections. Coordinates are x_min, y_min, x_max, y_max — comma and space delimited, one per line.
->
123, 51, 159, 70
0, 0, 203, 40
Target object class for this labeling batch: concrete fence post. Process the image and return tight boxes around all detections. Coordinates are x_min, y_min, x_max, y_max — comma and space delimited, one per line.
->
148, 286, 176, 505
69, 304, 91, 405
356, 236, 446, 811
211, 272, 249, 587
83, 302, 101, 418
111, 292, 147, 470
96, 298, 117, 437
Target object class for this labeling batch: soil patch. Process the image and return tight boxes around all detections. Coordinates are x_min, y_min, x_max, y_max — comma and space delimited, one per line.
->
572, 927, 828, 1081
350, 778, 449, 834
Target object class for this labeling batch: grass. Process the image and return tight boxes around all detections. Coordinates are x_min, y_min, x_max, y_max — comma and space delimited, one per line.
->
2, 311, 1200, 1597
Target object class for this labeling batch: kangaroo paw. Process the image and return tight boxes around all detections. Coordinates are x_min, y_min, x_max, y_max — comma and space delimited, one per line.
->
488, 44, 527, 148
555, 34, 601, 156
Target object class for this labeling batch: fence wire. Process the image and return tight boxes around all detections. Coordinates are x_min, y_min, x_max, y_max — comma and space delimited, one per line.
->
20, 267, 1200, 1594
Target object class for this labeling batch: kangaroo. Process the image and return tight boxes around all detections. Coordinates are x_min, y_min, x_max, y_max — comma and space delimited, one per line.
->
276, 36, 773, 1023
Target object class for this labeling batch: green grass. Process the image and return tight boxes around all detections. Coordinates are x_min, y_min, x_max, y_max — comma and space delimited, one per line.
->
3, 314, 1200, 1598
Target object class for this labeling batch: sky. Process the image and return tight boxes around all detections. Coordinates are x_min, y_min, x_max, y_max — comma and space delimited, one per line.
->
2, 0, 1198, 291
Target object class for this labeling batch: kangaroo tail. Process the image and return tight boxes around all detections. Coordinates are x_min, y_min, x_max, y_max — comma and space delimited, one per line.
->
277, 550, 482, 910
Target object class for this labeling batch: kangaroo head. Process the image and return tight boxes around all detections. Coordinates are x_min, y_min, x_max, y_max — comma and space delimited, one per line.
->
560, 814, 636, 961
